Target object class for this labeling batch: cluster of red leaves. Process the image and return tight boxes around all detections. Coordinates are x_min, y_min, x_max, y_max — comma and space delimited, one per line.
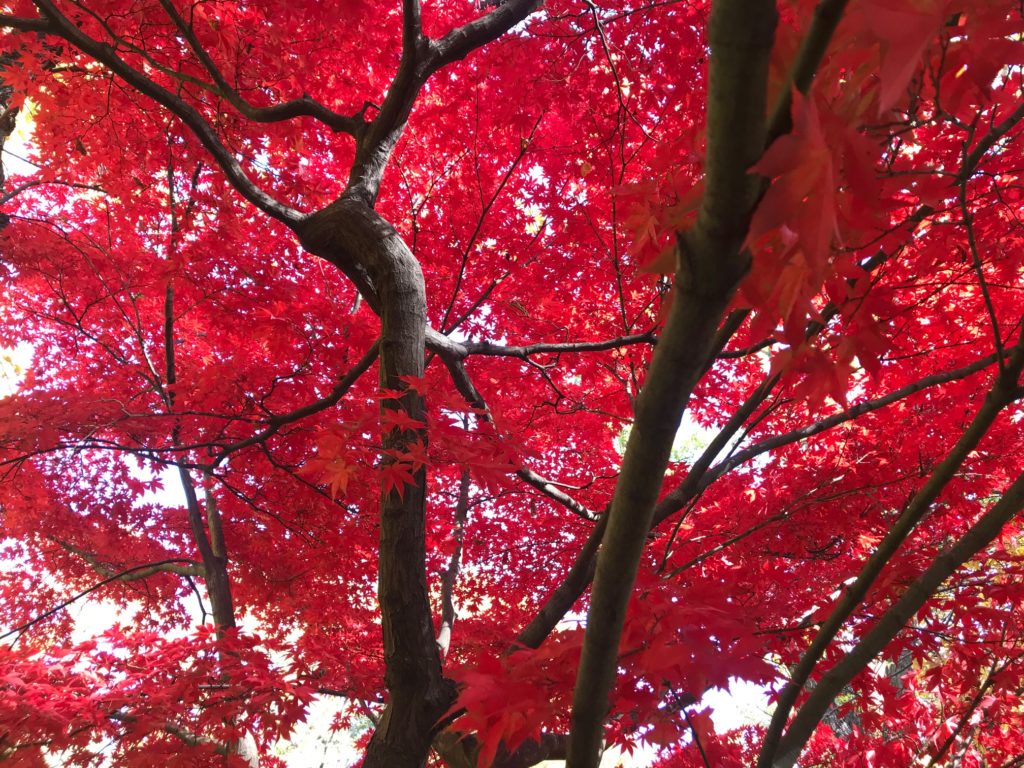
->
0, 628, 313, 766
0, 0, 1022, 764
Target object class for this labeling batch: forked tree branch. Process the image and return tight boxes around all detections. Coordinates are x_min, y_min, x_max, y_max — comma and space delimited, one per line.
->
347, 0, 543, 202
656, 345, 1017, 525
513, 342, 1011, 655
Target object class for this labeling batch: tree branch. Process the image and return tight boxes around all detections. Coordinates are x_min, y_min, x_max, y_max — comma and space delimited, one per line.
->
347, 0, 544, 201
0, 13, 51, 32
213, 339, 380, 464
0, 559, 204, 642
566, 3, 778, 764
514, 515, 606, 651
657, 345, 1015, 526
29, 0, 303, 225
461, 331, 656, 360
437, 468, 470, 658
52, 537, 203, 579
430, 0, 544, 71
437, 350, 600, 520
766, 0, 851, 143
155, 0, 365, 135
957, 100, 1024, 184
757, 340, 1024, 768
772, 466, 1024, 767
0, 179, 105, 206
924, 657, 1004, 768
511, 344, 1012, 655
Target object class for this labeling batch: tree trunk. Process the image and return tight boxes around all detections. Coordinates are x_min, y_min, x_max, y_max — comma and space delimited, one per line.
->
296, 194, 455, 768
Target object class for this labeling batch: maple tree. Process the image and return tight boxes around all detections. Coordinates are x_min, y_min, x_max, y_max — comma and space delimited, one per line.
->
0, 0, 1023, 765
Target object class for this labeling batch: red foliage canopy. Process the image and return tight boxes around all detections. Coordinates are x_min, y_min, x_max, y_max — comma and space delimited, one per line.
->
0, 0, 1023, 766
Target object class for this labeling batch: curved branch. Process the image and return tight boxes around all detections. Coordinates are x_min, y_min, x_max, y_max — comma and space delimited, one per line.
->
0, 179, 104, 206
52, 537, 203, 579
430, 0, 544, 71
0, 558, 203, 642
155, 0, 365, 135
29, 0, 303, 225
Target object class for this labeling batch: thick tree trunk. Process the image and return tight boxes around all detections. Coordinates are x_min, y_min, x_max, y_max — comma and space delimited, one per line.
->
296, 195, 454, 768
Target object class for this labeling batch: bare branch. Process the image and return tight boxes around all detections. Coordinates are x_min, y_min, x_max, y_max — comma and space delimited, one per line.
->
462, 331, 656, 360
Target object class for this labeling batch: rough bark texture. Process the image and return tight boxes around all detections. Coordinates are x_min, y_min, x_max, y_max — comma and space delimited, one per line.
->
296, 197, 454, 767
